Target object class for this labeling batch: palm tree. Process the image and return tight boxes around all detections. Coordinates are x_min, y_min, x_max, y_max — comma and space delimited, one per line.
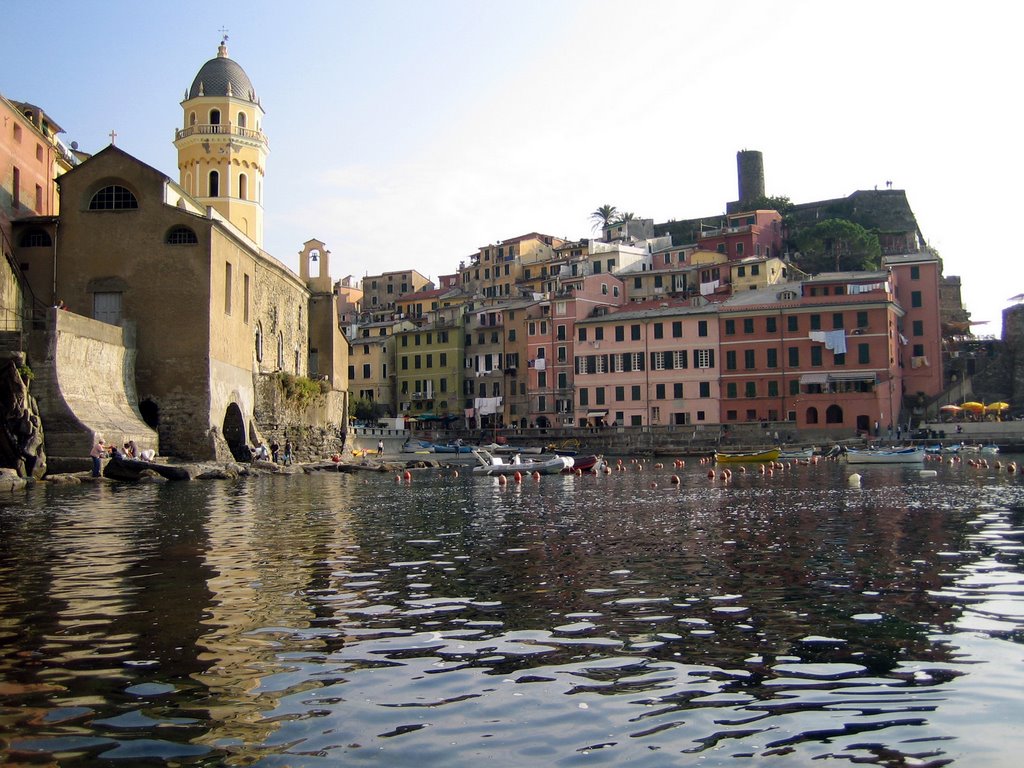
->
590, 204, 618, 231
614, 212, 636, 224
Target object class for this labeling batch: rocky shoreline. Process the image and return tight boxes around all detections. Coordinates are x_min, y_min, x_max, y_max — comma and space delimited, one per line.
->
1, 453, 445, 491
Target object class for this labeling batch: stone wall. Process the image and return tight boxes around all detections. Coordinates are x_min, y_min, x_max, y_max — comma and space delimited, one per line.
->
27, 308, 157, 461
252, 371, 345, 462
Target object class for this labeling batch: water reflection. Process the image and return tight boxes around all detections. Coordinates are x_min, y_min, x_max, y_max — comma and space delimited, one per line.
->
1, 459, 1022, 765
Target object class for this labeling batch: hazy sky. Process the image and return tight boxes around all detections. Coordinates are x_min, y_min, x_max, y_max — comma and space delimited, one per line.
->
7, 0, 1019, 335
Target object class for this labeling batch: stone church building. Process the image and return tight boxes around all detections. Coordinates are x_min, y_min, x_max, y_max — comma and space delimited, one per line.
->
11, 40, 348, 462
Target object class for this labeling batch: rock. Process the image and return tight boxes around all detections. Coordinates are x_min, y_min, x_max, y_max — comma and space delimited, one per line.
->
0, 467, 28, 492
0, 357, 47, 479
137, 469, 167, 484
45, 473, 83, 485
103, 454, 193, 482
197, 467, 239, 480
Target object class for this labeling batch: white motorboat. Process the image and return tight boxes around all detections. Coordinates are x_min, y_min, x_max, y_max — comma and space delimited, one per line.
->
472, 449, 574, 476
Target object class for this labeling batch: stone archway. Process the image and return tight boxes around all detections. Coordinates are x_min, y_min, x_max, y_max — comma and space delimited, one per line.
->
139, 398, 159, 429
222, 403, 249, 461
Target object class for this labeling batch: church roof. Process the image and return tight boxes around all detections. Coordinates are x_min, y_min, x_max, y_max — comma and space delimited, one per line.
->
188, 41, 258, 103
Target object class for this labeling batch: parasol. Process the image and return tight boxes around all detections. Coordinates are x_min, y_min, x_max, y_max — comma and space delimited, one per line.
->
938, 404, 962, 412
960, 401, 985, 411
986, 402, 1010, 413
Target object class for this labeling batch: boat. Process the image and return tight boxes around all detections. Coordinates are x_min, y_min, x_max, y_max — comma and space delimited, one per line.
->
844, 447, 926, 465
714, 448, 781, 464
565, 455, 605, 473
484, 443, 544, 455
422, 440, 475, 454
981, 444, 1000, 455
471, 449, 574, 476
779, 448, 814, 460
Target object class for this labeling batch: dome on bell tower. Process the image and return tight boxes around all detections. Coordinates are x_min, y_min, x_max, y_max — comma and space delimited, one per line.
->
187, 39, 258, 103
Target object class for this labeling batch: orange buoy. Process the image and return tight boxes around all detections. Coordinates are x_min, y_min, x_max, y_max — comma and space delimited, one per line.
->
498, 474, 507, 485
403, 470, 412, 482
707, 469, 715, 479
670, 475, 680, 484
532, 471, 541, 481
514, 470, 522, 483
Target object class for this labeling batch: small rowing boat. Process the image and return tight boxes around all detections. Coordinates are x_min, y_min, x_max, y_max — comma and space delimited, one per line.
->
845, 447, 925, 465
714, 448, 781, 464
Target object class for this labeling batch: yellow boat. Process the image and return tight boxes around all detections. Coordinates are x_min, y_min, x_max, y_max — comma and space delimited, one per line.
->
714, 448, 781, 463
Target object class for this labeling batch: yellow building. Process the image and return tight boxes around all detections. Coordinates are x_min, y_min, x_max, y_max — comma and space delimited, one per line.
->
13, 42, 347, 461
174, 37, 267, 248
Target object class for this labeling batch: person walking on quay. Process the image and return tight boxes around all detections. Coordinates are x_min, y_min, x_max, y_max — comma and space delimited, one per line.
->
283, 440, 293, 465
90, 437, 107, 478
270, 440, 280, 463
377, 439, 384, 457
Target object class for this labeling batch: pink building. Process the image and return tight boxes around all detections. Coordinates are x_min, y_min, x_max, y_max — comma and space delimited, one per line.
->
572, 299, 721, 428
697, 209, 783, 262
883, 251, 944, 407
525, 273, 624, 428
718, 273, 904, 435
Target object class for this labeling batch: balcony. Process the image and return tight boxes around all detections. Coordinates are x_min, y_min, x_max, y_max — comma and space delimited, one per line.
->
175, 123, 267, 143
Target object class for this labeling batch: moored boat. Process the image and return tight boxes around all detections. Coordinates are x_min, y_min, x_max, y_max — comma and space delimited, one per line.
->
425, 440, 475, 454
472, 449, 574, 476
845, 447, 926, 464
715, 448, 781, 464
565, 455, 605, 473
779, 447, 814, 460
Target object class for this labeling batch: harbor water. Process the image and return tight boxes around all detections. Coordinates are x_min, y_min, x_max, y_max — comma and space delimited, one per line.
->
1, 456, 1023, 766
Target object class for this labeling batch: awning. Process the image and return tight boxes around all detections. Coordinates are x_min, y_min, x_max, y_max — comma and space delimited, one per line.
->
799, 373, 829, 385
828, 371, 877, 382
586, 410, 608, 418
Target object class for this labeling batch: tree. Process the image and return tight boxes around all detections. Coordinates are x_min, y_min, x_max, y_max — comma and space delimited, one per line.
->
742, 195, 793, 215
793, 218, 881, 274
614, 211, 636, 224
590, 204, 618, 231
349, 396, 387, 423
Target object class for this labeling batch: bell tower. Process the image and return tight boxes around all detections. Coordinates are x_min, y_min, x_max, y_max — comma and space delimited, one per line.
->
174, 37, 268, 248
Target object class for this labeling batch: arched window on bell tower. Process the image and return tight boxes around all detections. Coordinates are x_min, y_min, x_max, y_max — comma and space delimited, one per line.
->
237, 112, 246, 128
209, 170, 220, 197
238, 173, 248, 200
209, 109, 221, 125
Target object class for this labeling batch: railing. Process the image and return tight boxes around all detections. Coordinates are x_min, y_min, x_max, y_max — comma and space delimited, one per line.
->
175, 124, 266, 142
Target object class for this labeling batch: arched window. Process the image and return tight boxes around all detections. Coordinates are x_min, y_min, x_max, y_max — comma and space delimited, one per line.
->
806, 407, 819, 425
237, 112, 246, 128
294, 347, 300, 374
238, 173, 247, 200
19, 228, 52, 247
255, 323, 264, 362
277, 332, 284, 370
209, 109, 221, 125
185, 172, 192, 194
89, 185, 138, 210
209, 170, 219, 197
166, 226, 198, 245
826, 404, 844, 424
189, 112, 197, 126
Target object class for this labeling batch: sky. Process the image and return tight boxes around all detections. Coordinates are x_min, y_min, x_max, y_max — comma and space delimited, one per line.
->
6, 0, 1020, 336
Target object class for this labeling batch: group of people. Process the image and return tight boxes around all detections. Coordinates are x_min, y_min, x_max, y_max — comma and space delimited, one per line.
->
89, 437, 156, 477
250, 439, 295, 465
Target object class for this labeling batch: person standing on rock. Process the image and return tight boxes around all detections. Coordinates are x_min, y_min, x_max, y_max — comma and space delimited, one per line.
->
90, 438, 107, 477
283, 440, 293, 465
270, 440, 280, 463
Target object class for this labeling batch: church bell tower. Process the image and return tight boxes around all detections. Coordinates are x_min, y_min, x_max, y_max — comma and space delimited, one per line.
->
174, 37, 268, 248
